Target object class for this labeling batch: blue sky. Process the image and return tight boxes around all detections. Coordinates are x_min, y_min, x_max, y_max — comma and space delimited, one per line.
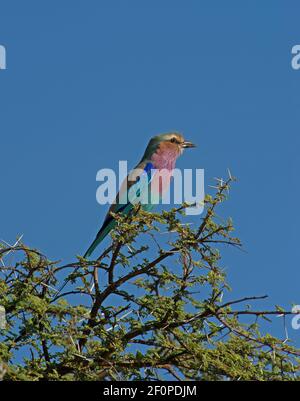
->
1, 1, 300, 347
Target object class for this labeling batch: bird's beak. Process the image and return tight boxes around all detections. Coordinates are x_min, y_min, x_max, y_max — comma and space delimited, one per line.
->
182, 141, 196, 148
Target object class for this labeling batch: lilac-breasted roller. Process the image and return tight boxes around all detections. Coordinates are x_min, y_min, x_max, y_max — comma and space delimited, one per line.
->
84, 133, 196, 258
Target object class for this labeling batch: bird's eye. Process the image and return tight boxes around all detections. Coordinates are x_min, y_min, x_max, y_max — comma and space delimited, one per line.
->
170, 137, 177, 143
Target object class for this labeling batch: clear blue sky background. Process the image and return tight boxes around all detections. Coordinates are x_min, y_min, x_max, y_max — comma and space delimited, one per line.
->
1, 1, 300, 347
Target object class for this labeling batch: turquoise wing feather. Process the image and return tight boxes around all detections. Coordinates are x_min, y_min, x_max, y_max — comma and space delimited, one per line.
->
83, 162, 155, 258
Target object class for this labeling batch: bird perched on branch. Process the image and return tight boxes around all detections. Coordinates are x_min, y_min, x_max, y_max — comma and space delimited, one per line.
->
84, 132, 196, 258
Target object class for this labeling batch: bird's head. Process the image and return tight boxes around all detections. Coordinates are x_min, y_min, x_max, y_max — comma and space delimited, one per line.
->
141, 132, 196, 162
